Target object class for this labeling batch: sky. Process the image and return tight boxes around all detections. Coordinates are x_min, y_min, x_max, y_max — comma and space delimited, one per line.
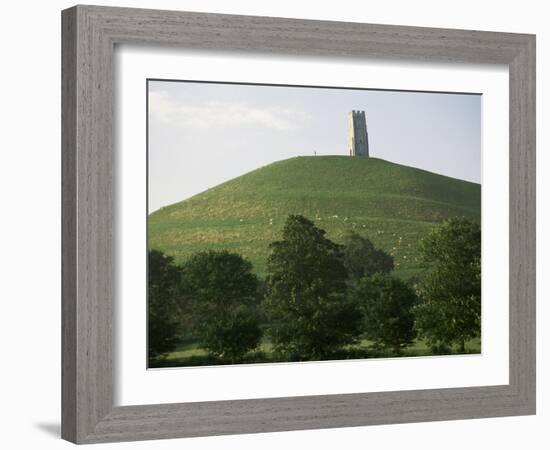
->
148, 80, 481, 212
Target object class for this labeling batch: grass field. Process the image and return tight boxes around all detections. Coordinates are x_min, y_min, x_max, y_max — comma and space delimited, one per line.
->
151, 337, 482, 368
148, 156, 480, 280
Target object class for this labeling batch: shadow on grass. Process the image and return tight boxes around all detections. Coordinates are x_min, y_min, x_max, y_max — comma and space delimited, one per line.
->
149, 339, 481, 369
150, 351, 272, 368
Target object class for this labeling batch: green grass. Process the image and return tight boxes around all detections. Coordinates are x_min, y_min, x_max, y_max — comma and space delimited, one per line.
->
150, 337, 482, 368
148, 156, 481, 279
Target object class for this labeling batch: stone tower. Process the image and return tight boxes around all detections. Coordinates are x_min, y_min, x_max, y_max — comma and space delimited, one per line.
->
348, 110, 369, 157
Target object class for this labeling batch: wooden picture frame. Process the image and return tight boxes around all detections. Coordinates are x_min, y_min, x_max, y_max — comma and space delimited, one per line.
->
61, 5, 536, 444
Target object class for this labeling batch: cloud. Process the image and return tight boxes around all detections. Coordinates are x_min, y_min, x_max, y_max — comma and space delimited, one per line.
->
149, 90, 307, 131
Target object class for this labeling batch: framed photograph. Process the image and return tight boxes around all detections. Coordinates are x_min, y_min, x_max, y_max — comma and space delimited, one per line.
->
62, 5, 536, 444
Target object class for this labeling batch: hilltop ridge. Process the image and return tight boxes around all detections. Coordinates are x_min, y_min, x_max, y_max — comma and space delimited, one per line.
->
148, 156, 480, 278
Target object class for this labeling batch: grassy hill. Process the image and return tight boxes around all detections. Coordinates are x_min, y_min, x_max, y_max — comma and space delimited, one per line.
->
148, 156, 480, 279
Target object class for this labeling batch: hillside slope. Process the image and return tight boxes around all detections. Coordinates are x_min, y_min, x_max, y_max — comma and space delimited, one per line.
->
148, 156, 481, 279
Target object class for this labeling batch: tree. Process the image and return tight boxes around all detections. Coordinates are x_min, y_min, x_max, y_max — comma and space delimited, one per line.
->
342, 233, 394, 282
197, 305, 262, 360
414, 217, 481, 352
148, 249, 186, 361
182, 250, 261, 361
263, 215, 362, 360
351, 274, 417, 355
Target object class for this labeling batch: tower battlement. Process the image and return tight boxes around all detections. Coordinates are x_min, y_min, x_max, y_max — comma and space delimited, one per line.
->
348, 110, 369, 157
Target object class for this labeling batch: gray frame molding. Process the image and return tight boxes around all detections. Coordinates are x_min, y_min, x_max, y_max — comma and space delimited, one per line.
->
61, 5, 536, 444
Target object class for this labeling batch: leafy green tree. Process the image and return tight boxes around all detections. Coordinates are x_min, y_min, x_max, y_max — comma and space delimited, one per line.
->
351, 273, 417, 355
198, 305, 262, 360
183, 250, 261, 361
342, 233, 394, 282
263, 215, 362, 360
414, 217, 481, 352
148, 249, 186, 361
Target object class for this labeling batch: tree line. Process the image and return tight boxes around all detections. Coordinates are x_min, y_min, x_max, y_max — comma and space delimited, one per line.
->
148, 215, 481, 364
